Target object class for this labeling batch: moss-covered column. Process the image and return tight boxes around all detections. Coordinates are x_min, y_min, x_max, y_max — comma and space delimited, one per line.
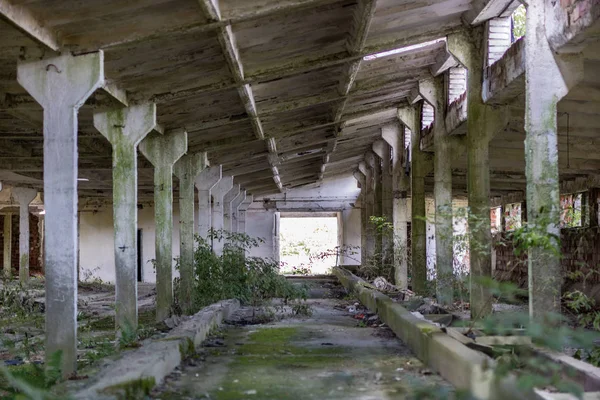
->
211, 176, 234, 255
382, 122, 410, 288
17, 52, 104, 376
195, 166, 222, 239
358, 161, 375, 263
139, 129, 187, 322
366, 151, 383, 266
174, 152, 207, 315
398, 104, 431, 295
94, 104, 158, 330
419, 77, 453, 306
373, 140, 394, 277
12, 188, 38, 284
522, 3, 582, 317
353, 171, 368, 265
3, 213, 11, 278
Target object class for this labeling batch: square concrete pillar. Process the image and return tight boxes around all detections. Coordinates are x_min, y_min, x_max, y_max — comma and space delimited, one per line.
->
211, 176, 234, 255
195, 166, 222, 240
174, 152, 207, 315
3, 213, 11, 279
18, 52, 104, 376
230, 190, 246, 233
237, 195, 253, 234
139, 129, 187, 322
353, 170, 368, 266
94, 104, 158, 331
223, 184, 241, 233
373, 140, 394, 277
12, 187, 38, 284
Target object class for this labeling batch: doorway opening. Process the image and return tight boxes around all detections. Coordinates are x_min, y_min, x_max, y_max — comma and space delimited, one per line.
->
279, 213, 338, 275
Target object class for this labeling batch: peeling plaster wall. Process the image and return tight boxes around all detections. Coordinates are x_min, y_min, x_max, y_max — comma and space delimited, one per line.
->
79, 205, 188, 284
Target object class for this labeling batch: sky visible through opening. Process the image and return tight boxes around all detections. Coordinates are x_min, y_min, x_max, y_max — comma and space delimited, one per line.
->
280, 217, 338, 274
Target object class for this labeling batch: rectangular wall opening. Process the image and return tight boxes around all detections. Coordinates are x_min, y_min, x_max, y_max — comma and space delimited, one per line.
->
279, 212, 338, 275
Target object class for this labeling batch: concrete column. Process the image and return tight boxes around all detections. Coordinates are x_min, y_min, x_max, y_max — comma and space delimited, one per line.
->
231, 190, 246, 233
353, 171, 368, 266
139, 129, 187, 322
12, 188, 37, 284
223, 184, 241, 232
523, 3, 583, 317
373, 140, 394, 276
211, 176, 234, 255
448, 28, 508, 319
17, 52, 104, 375
195, 166, 222, 240
420, 77, 453, 306
94, 104, 158, 331
174, 152, 207, 315
237, 195, 253, 234
382, 122, 410, 288
366, 151, 383, 264
3, 213, 11, 279
358, 161, 375, 263
398, 104, 431, 295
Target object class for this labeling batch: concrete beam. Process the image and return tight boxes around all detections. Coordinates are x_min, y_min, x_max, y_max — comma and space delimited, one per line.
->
174, 152, 207, 315
139, 129, 188, 322
94, 103, 158, 331
12, 187, 37, 284
0, 0, 60, 51
464, 0, 521, 26
17, 51, 105, 376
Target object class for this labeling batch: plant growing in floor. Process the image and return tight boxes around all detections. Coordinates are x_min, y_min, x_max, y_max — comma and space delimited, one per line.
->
177, 230, 309, 318
0, 350, 66, 399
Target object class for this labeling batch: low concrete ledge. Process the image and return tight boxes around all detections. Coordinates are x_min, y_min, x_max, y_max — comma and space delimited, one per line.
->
333, 267, 529, 400
74, 299, 240, 399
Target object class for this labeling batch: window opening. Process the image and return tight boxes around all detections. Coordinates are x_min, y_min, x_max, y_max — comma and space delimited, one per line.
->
504, 202, 522, 231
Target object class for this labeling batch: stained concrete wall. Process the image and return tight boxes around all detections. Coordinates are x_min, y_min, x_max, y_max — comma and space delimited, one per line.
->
246, 209, 278, 261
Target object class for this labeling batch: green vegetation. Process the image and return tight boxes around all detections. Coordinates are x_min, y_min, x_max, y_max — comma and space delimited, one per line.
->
175, 230, 309, 316
512, 5, 526, 40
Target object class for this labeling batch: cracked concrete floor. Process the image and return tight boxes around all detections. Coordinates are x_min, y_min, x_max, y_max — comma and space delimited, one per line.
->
152, 294, 452, 399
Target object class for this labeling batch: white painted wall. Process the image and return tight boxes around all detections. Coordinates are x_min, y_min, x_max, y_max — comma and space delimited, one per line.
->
340, 208, 362, 265
246, 209, 277, 260
79, 204, 184, 284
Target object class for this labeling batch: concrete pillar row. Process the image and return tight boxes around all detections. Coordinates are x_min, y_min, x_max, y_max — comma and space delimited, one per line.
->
230, 190, 247, 233
195, 166, 222, 240
398, 104, 431, 295
419, 76, 453, 306
17, 51, 105, 376
382, 122, 410, 288
223, 184, 241, 232
211, 176, 234, 255
12, 187, 38, 284
237, 195, 253, 234
372, 140, 394, 276
139, 129, 188, 322
353, 171, 368, 266
174, 152, 207, 315
94, 103, 158, 331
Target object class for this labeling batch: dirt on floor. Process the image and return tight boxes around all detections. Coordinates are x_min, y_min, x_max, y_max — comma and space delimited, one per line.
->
151, 284, 452, 400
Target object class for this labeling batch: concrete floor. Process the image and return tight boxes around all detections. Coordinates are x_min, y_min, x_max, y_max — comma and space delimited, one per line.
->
151, 296, 452, 399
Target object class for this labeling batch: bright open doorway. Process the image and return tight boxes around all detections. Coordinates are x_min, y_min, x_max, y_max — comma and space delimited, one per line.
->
279, 213, 338, 275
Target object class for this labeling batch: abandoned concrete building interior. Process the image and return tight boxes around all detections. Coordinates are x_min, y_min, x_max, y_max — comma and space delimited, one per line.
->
2, 0, 600, 398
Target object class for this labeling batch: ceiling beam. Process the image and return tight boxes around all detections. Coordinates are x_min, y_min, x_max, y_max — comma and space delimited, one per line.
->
0, 0, 60, 51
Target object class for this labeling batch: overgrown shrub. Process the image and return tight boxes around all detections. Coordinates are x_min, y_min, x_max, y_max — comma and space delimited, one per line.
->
176, 230, 308, 315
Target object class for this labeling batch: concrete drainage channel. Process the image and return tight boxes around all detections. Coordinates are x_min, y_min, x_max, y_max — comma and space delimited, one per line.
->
73, 299, 240, 399
333, 267, 600, 400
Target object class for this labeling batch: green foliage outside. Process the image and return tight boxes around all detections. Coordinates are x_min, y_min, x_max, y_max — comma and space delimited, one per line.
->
512, 5, 526, 39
